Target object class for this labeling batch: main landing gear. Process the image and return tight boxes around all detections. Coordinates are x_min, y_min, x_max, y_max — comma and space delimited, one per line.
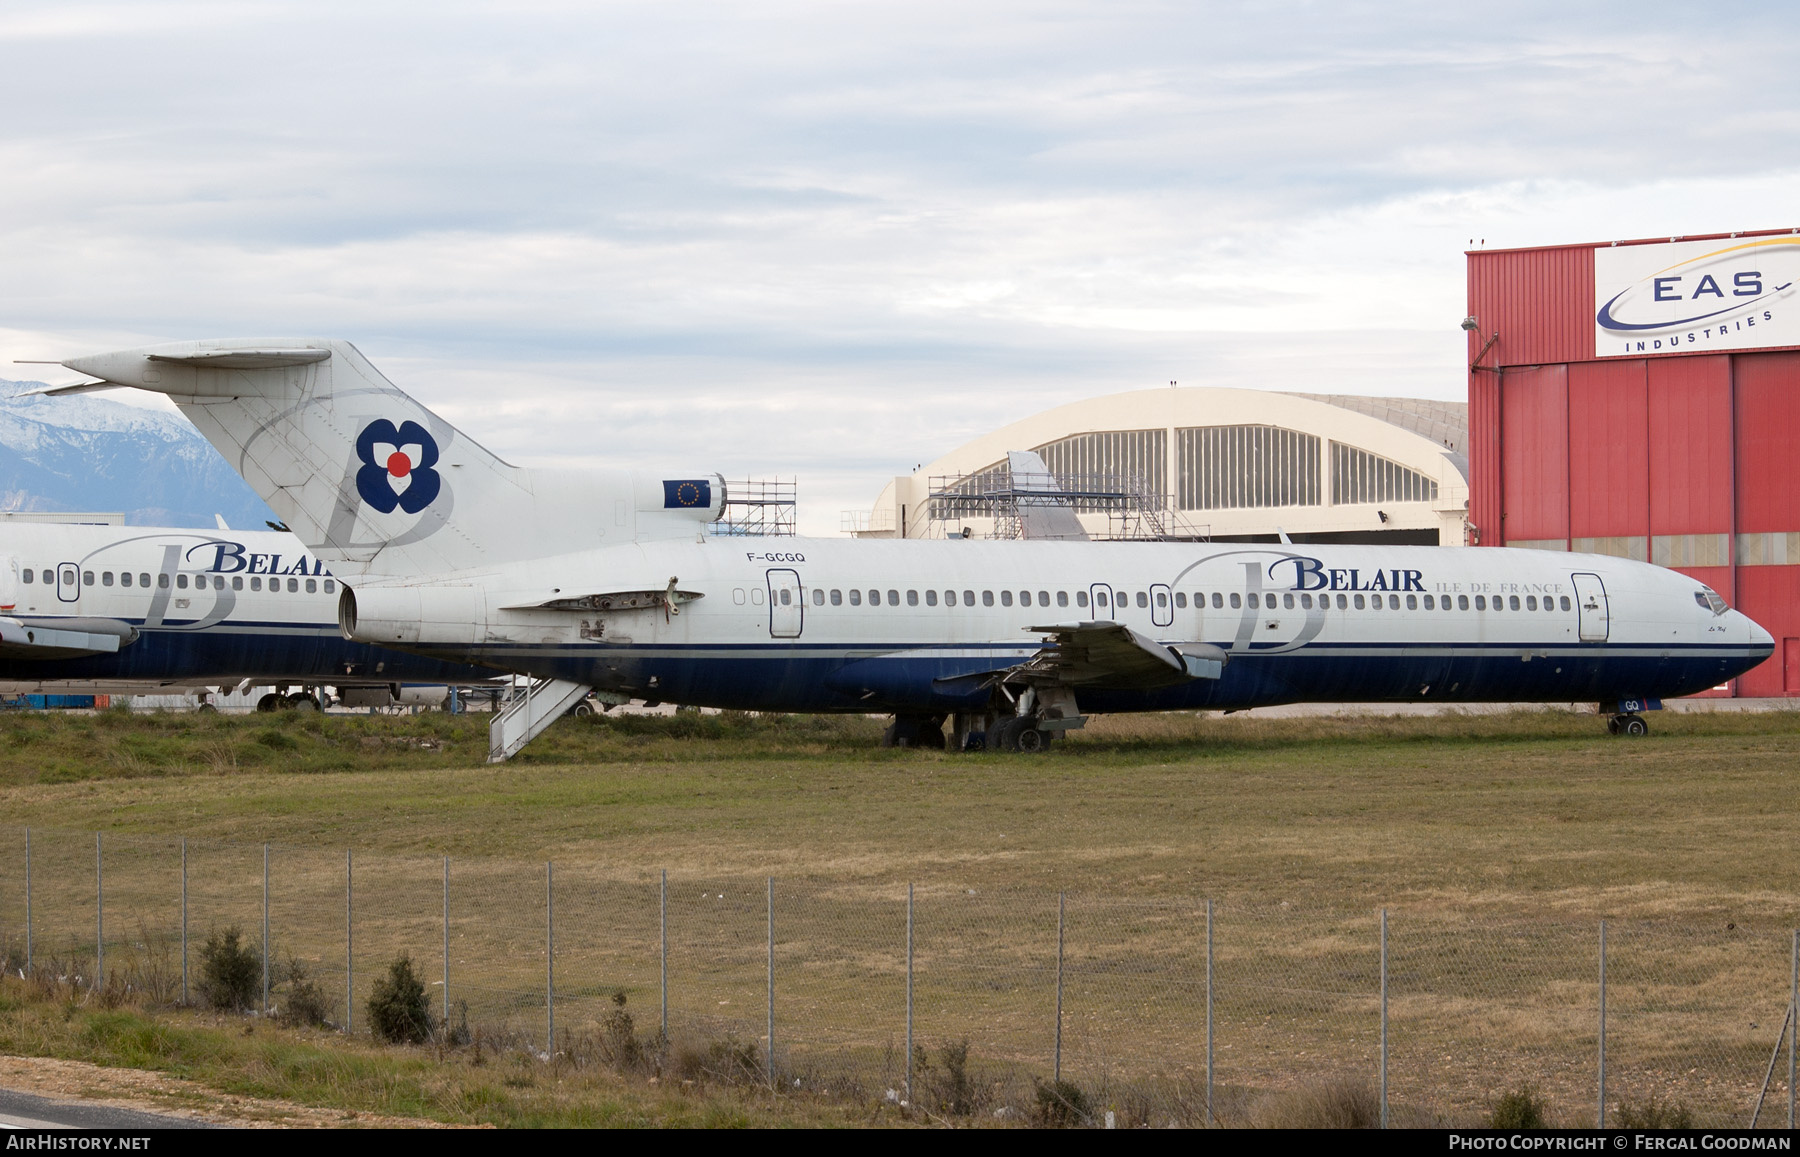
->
881, 714, 948, 750
257, 689, 324, 712
1606, 714, 1648, 736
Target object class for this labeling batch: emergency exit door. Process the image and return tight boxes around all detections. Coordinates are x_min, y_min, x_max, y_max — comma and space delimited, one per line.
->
1571, 572, 1608, 642
766, 569, 803, 638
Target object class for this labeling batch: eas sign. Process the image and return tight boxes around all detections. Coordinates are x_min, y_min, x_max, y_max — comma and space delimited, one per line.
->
1594, 235, 1800, 357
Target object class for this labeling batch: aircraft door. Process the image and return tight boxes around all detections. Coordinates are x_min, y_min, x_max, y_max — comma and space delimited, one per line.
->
766, 569, 803, 638
1572, 573, 1608, 642
56, 562, 80, 603
1150, 583, 1174, 628
1088, 583, 1114, 621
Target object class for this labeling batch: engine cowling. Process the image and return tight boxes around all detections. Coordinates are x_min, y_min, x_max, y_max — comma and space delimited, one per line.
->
338, 583, 486, 646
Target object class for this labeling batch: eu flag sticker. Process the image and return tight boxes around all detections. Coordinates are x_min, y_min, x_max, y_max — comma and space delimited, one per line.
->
663, 479, 712, 509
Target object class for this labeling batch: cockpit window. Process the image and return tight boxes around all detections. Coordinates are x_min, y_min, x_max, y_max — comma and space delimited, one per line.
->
1695, 588, 1728, 616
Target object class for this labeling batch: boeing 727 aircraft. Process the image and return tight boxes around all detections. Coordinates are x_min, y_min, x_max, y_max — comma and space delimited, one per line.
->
1, 519, 503, 708
41, 339, 1776, 758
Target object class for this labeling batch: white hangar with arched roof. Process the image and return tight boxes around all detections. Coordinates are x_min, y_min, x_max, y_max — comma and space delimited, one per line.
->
851, 388, 1471, 545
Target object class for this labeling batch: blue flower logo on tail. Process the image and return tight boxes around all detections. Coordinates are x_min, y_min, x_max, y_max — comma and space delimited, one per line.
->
355, 419, 442, 514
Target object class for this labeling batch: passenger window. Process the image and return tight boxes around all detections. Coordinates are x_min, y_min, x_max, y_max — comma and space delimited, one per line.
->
963, 590, 975, 605
982, 591, 994, 607
1333, 594, 1345, 609
812, 588, 824, 605
324, 580, 335, 594
1405, 594, 1416, 610
1354, 594, 1366, 609
304, 578, 315, 593
1075, 591, 1088, 608
102, 572, 113, 586
1282, 593, 1294, 610
177, 574, 189, 589
1388, 594, 1400, 610
926, 590, 938, 606
779, 589, 790, 605
139, 573, 150, 587
831, 589, 842, 605
906, 590, 918, 606
887, 590, 899, 606
1422, 595, 1434, 610
1211, 592, 1223, 609
1156, 591, 1168, 608
1458, 595, 1469, 610
1057, 591, 1069, 607
1095, 591, 1108, 607
1229, 593, 1241, 609
1174, 592, 1185, 608
1001, 591, 1013, 607
157, 573, 169, 589
1038, 591, 1049, 605
751, 588, 764, 605
849, 589, 862, 606
1561, 596, 1572, 611
1508, 595, 1520, 610
252, 577, 264, 592
1299, 593, 1311, 609
1475, 595, 1486, 610
84, 571, 95, 586
234, 576, 244, 590
1369, 593, 1380, 610
1135, 591, 1147, 608
943, 590, 955, 606
20, 569, 30, 584
120, 572, 133, 587
44, 570, 55, 584
1249, 592, 1260, 609
1526, 595, 1537, 611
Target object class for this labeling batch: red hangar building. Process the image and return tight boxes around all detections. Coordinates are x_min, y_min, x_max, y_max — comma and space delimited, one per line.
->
1465, 228, 1800, 698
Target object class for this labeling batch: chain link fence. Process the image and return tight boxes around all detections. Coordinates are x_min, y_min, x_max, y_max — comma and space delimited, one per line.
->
0, 824, 1794, 1128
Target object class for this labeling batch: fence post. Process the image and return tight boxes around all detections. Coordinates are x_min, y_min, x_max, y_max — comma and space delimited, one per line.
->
180, 838, 188, 1005
345, 849, 353, 1034
1054, 890, 1065, 1084
1380, 908, 1389, 1130
442, 856, 450, 1041
261, 843, 270, 1014
906, 882, 914, 1105
23, 827, 30, 975
95, 833, 103, 988
766, 876, 774, 1086
1206, 897, 1214, 1127
1598, 919, 1607, 1129
546, 860, 555, 1057
659, 869, 668, 1040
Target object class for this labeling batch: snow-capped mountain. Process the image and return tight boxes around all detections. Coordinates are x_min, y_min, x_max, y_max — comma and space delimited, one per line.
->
0, 380, 277, 529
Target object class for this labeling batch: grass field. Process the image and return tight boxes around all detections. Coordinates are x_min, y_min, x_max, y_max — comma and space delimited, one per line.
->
0, 705, 1796, 915
1, 705, 1797, 1127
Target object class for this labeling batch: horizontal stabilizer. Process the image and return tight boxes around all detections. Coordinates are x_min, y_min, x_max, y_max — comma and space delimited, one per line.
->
146, 349, 331, 369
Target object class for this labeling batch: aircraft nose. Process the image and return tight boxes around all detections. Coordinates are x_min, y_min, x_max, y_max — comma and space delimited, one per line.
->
1743, 613, 1775, 656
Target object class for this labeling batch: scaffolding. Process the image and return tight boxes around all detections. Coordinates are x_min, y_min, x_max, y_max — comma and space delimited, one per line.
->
926, 467, 1208, 541
709, 478, 797, 537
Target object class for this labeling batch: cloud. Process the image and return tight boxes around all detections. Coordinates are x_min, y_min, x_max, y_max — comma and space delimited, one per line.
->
0, 1, 1794, 530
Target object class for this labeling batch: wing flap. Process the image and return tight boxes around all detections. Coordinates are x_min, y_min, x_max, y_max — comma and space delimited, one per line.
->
0, 617, 129, 661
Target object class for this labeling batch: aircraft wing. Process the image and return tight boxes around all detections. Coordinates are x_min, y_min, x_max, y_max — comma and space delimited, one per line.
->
0, 617, 137, 661
932, 621, 1226, 696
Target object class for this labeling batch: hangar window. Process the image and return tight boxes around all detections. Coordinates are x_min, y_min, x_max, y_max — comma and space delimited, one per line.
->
812, 589, 824, 605
323, 580, 335, 594
1034, 429, 1168, 512
1058, 591, 1069, 607
1354, 594, 1366, 609
964, 590, 975, 605
1178, 425, 1320, 510
1075, 591, 1088, 608
1329, 442, 1439, 505
253, 577, 264, 592
1229, 593, 1241, 609
849, 589, 862, 606
830, 589, 841, 605
982, 591, 994, 607
926, 590, 937, 606
1001, 591, 1013, 607
907, 590, 918, 606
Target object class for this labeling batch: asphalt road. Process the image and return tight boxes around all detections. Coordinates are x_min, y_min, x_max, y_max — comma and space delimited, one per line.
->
0, 1086, 212, 1130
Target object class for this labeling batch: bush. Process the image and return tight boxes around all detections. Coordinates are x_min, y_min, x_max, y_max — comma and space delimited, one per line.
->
196, 926, 260, 1011
1490, 1086, 1550, 1129
598, 992, 645, 1071
276, 957, 333, 1028
914, 1039, 977, 1117
1248, 1078, 1379, 1129
1034, 1077, 1091, 1127
367, 954, 432, 1044
1615, 1097, 1693, 1129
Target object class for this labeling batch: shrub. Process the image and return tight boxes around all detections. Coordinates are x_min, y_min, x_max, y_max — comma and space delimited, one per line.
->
196, 926, 260, 1011
598, 992, 646, 1071
1034, 1077, 1091, 1127
1490, 1086, 1550, 1129
367, 954, 432, 1044
1615, 1098, 1693, 1129
276, 957, 333, 1028
1248, 1078, 1379, 1129
914, 1039, 977, 1117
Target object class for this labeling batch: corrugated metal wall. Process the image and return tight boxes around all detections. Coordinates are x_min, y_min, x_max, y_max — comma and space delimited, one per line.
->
1467, 236, 1800, 696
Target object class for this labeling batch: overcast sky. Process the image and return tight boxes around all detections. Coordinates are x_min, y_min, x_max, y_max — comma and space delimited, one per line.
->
3, 2, 1795, 531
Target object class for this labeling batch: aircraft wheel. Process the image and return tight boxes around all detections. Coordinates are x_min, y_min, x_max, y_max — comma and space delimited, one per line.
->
196, 703, 218, 715
286, 691, 319, 712
916, 718, 947, 750
1606, 716, 1621, 735
1620, 714, 1648, 737
256, 693, 284, 713
570, 700, 596, 718
1015, 725, 1052, 754
993, 717, 1026, 752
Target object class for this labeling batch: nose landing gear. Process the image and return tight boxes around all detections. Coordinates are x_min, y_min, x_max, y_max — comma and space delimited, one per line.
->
1605, 714, 1648, 736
